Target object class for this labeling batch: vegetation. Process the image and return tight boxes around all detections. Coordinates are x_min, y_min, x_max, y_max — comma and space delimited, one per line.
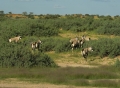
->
0, 13, 120, 87
0, 14, 120, 67
0, 65, 120, 87
84, 38, 120, 58
114, 59, 120, 68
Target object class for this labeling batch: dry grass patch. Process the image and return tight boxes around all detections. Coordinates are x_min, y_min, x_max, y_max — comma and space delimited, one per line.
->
46, 50, 120, 67
46, 51, 99, 67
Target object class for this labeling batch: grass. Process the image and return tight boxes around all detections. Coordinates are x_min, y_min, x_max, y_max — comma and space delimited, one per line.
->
59, 30, 120, 41
0, 66, 120, 87
92, 79, 120, 87
46, 51, 85, 66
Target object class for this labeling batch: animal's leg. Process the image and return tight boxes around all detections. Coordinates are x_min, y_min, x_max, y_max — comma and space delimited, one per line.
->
72, 47, 74, 53
83, 54, 87, 61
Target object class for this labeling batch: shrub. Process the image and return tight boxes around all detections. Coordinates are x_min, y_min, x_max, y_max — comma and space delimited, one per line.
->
83, 38, 120, 58
96, 19, 120, 36
0, 19, 59, 38
41, 37, 71, 52
54, 39, 71, 53
0, 40, 57, 68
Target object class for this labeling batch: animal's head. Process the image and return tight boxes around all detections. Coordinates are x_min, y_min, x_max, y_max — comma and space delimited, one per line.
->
88, 47, 93, 52
86, 37, 91, 41
9, 39, 11, 42
18, 36, 21, 39
70, 39, 73, 43
81, 35, 85, 40
38, 40, 42, 44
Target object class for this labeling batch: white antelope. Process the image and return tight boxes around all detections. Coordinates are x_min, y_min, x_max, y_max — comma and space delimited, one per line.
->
31, 40, 42, 50
81, 47, 93, 59
9, 36, 21, 43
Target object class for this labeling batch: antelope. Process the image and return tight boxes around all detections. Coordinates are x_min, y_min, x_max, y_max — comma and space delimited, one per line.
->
70, 37, 84, 51
79, 39, 85, 48
81, 35, 91, 41
31, 40, 42, 50
9, 36, 21, 43
81, 47, 93, 59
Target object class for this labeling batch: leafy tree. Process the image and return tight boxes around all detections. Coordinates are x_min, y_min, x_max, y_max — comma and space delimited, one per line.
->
8, 12, 12, 14
22, 12, 27, 15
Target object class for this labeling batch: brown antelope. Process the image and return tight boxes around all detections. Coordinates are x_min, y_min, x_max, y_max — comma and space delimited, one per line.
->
81, 35, 91, 41
81, 47, 93, 59
9, 36, 21, 43
31, 40, 42, 50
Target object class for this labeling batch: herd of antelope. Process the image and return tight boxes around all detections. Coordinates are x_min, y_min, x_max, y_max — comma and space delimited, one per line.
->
70, 35, 93, 59
8, 34, 93, 60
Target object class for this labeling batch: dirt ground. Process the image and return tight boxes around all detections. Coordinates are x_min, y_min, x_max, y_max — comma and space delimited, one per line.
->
0, 78, 97, 88
0, 80, 74, 88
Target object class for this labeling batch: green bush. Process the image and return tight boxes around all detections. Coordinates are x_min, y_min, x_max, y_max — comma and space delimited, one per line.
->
96, 27, 120, 36
96, 19, 120, 36
0, 19, 59, 38
1, 15, 120, 36
84, 38, 120, 58
41, 37, 71, 52
0, 39, 57, 68
54, 39, 71, 53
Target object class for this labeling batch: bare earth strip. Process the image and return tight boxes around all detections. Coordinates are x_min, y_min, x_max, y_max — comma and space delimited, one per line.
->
0, 78, 94, 88
57, 62, 98, 68
1, 78, 119, 88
